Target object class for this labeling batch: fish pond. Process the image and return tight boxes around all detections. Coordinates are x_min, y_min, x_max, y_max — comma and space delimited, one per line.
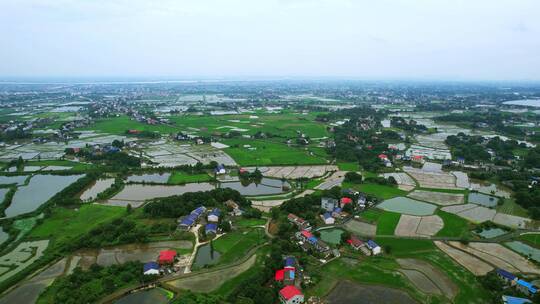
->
468, 192, 499, 208
126, 173, 171, 184
5, 174, 84, 217
0, 175, 27, 186
109, 183, 214, 202
475, 228, 508, 239
318, 228, 345, 245
505, 241, 540, 263
193, 243, 221, 269
114, 288, 172, 304
220, 178, 291, 196
80, 178, 115, 201
377, 197, 437, 216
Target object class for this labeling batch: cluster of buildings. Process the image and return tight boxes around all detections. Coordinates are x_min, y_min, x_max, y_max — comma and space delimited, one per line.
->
275, 257, 305, 304
178, 206, 207, 230
295, 229, 331, 258
142, 249, 178, 275
496, 268, 538, 300
347, 235, 382, 256
178, 206, 223, 236
320, 195, 367, 225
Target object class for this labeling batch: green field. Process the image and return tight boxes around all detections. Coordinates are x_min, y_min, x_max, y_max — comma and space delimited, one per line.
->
342, 182, 407, 200
337, 162, 359, 171
235, 218, 266, 228
80, 115, 179, 134
518, 233, 540, 248
376, 211, 401, 235
359, 209, 382, 223
435, 210, 471, 238
24, 160, 93, 171
222, 139, 328, 166
29, 204, 125, 245
168, 172, 213, 184
213, 228, 266, 265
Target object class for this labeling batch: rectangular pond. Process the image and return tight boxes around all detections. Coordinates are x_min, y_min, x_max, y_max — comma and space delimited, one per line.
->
475, 228, 507, 239
109, 183, 215, 202
377, 197, 437, 216
0, 175, 27, 186
220, 178, 290, 196
468, 192, 498, 208
5, 174, 84, 217
79, 178, 115, 201
126, 173, 171, 184
505, 241, 540, 263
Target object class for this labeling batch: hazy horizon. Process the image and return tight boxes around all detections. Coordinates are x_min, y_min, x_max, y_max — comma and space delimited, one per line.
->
1, 0, 540, 81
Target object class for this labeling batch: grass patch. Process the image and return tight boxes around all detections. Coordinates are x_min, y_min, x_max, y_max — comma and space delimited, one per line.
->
342, 182, 407, 200
213, 228, 266, 265
374, 238, 436, 255
435, 210, 471, 238
168, 172, 213, 184
518, 233, 540, 248
80, 115, 179, 135
29, 204, 125, 245
24, 160, 92, 171
235, 218, 266, 228
376, 211, 401, 235
359, 209, 382, 223
337, 162, 359, 171
497, 198, 529, 217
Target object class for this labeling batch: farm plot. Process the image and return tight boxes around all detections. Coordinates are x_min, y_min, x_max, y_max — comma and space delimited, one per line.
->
343, 220, 376, 236
434, 241, 493, 276
382, 173, 416, 191
397, 259, 458, 298
451, 171, 470, 188
492, 213, 531, 229
448, 242, 521, 274
404, 167, 458, 189
399, 269, 441, 295
105, 183, 215, 207
441, 204, 496, 223
0, 240, 50, 282
394, 215, 443, 237
407, 190, 464, 206
466, 243, 540, 275
165, 254, 256, 293
377, 197, 437, 216
325, 281, 418, 304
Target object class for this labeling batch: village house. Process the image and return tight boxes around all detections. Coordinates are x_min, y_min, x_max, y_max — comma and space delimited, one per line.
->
205, 223, 218, 235
225, 199, 243, 216
496, 268, 517, 285
178, 206, 207, 230
158, 250, 177, 265
288, 213, 311, 230
366, 240, 382, 255
502, 295, 532, 304
207, 208, 220, 222
321, 212, 335, 225
321, 197, 338, 212
215, 164, 226, 174
279, 285, 304, 304
296, 230, 331, 255
516, 279, 538, 296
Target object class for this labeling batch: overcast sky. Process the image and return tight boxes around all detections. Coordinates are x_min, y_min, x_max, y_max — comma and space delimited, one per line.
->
1, 0, 539, 80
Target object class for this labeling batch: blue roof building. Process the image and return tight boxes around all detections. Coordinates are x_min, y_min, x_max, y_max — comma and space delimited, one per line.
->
308, 236, 318, 244
323, 212, 333, 220
191, 206, 206, 216
516, 279, 538, 295
502, 295, 532, 304
284, 257, 296, 267
496, 269, 516, 282
143, 262, 160, 275
209, 208, 221, 216
367, 240, 379, 249
205, 223, 218, 234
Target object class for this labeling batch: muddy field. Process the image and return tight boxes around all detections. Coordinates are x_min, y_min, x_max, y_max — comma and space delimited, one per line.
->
400, 269, 441, 295
0, 240, 49, 283
252, 165, 337, 179
403, 167, 458, 189
434, 241, 493, 276
397, 258, 458, 298
382, 173, 416, 191
343, 220, 376, 236
325, 281, 418, 304
493, 213, 531, 229
408, 190, 464, 206
395, 215, 443, 237
165, 254, 256, 292
441, 204, 496, 223
467, 242, 540, 275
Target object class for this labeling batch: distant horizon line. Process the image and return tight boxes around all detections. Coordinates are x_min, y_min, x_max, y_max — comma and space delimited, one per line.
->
1, 76, 540, 85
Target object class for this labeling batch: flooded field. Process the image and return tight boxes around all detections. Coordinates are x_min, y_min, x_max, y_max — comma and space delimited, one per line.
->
114, 288, 171, 304
0, 175, 27, 186
0, 240, 49, 283
378, 197, 437, 216
469, 181, 511, 198
5, 174, 84, 217
505, 241, 540, 263
126, 173, 171, 183
468, 192, 499, 207
106, 183, 214, 207
408, 190, 464, 206
193, 243, 221, 268
220, 178, 290, 196
252, 165, 337, 179
326, 281, 418, 304
318, 228, 344, 245
476, 228, 508, 239
79, 178, 115, 201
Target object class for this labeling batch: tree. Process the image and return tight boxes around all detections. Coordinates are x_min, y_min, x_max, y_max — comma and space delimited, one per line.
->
126, 203, 132, 214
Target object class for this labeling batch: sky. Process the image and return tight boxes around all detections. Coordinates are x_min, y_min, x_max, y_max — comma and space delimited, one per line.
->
0, 0, 539, 80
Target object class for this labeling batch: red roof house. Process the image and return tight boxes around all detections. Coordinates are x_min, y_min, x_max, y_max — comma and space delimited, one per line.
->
300, 230, 313, 239
158, 250, 177, 264
279, 286, 304, 304
378, 154, 388, 160
340, 197, 352, 205
275, 269, 285, 281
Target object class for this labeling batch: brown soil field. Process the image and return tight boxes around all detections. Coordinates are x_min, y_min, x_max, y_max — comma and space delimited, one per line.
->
397, 258, 458, 299
400, 269, 441, 295
326, 281, 418, 304
434, 241, 493, 276
408, 190, 464, 206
